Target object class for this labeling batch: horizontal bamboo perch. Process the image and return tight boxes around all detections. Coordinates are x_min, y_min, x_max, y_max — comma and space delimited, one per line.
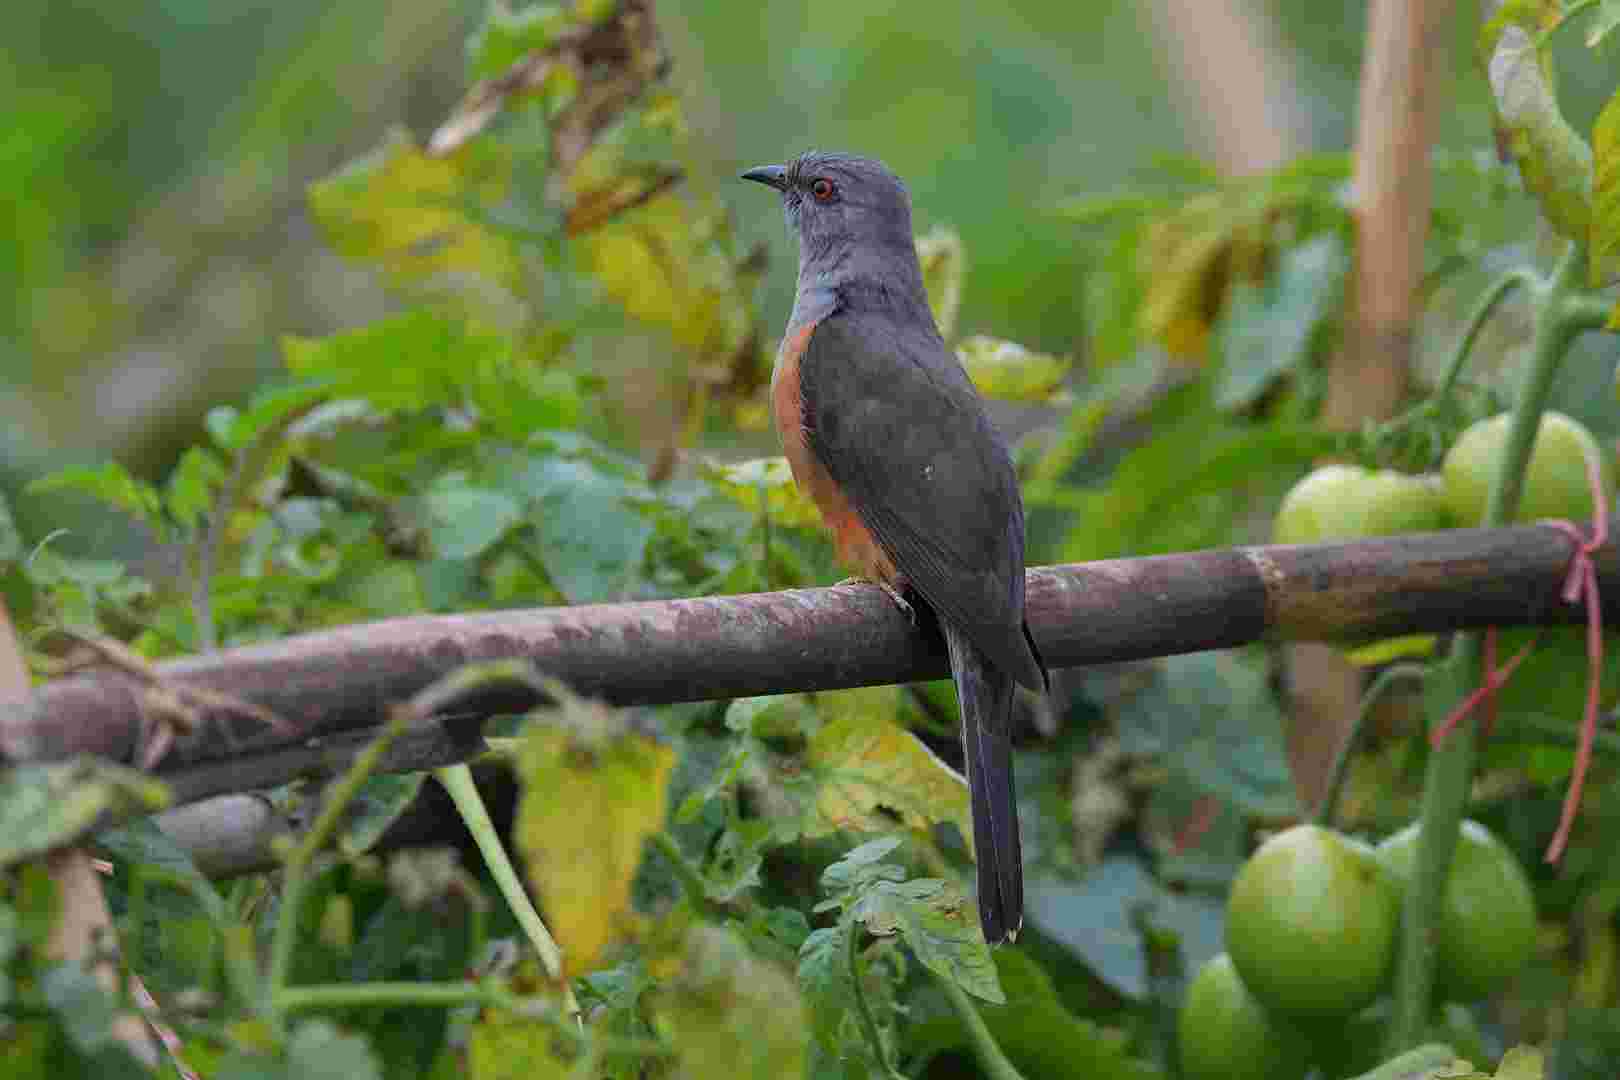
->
5, 518, 1614, 811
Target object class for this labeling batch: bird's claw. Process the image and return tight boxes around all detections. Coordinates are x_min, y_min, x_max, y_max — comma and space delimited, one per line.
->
837, 576, 915, 624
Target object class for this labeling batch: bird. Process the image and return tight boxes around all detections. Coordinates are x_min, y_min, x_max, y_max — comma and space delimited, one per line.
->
741, 151, 1047, 944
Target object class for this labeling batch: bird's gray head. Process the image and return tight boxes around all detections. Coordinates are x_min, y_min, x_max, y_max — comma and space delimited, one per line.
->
741, 152, 927, 308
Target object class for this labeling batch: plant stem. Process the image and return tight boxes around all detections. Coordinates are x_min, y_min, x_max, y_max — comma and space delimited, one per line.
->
847, 921, 905, 1080
278, 980, 521, 1012
435, 764, 567, 985
1387, 243, 1584, 1052
266, 705, 407, 1022
652, 831, 714, 916
276, 980, 674, 1059
1314, 663, 1428, 828
1435, 269, 1537, 400
936, 968, 1027, 1080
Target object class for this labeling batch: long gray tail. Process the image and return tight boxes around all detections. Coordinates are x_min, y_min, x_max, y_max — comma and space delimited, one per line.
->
943, 621, 1023, 944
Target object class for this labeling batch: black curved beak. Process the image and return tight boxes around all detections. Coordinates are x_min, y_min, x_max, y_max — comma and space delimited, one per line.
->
740, 164, 788, 191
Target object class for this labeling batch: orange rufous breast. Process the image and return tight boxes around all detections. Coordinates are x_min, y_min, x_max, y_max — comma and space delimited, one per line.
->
772, 321, 899, 584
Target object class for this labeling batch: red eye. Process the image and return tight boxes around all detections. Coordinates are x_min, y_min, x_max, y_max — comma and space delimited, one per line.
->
810, 178, 836, 201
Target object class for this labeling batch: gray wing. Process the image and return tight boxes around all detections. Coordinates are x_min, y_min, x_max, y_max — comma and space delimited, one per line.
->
800, 310, 1045, 692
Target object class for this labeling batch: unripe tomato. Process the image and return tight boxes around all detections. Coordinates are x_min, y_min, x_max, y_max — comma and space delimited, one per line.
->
1375, 819, 1537, 1001
1225, 825, 1402, 1019
1441, 411, 1615, 526
1179, 953, 1310, 1080
1273, 465, 1448, 545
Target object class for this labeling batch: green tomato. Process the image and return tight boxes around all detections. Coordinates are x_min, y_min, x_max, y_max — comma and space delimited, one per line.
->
1179, 953, 1310, 1080
1441, 410, 1615, 526
1273, 465, 1449, 545
1375, 819, 1537, 1001
1225, 825, 1402, 1019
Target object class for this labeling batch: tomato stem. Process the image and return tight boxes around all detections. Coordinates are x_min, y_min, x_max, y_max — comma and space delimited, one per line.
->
1387, 241, 1585, 1054
1313, 663, 1427, 829
1434, 268, 1538, 401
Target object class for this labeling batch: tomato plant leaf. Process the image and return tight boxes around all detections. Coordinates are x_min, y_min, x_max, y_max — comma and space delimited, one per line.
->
655, 925, 808, 1080
516, 716, 674, 976
852, 876, 1006, 1004
1479, 11, 1592, 240
1592, 85, 1620, 285
29, 462, 167, 539
806, 708, 975, 852
1213, 232, 1346, 412
0, 762, 171, 869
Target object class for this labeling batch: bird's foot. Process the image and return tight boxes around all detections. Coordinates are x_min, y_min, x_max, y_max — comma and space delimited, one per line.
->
836, 576, 915, 624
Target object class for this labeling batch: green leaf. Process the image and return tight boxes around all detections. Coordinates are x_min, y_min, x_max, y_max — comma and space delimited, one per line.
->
41, 963, 119, 1053
1584, 1, 1620, 48
28, 462, 165, 536
819, 836, 905, 898
912, 947, 1164, 1079
796, 925, 853, 1050
209, 379, 334, 451
1593, 86, 1620, 285
286, 1020, 383, 1080
165, 447, 229, 533
1024, 857, 1224, 1001
283, 308, 512, 415
0, 761, 172, 868
1213, 232, 1345, 411
519, 458, 652, 602
723, 694, 812, 738
338, 773, 427, 856
1116, 653, 1297, 817
1345, 1044, 1466, 1080
420, 481, 522, 560
1057, 379, 1337, 562
852, 877, 1004, 1004
466, 2, 575, 82
95, 816, 227, 925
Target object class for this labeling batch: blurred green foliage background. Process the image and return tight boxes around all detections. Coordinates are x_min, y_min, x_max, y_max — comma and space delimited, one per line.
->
3, 0, 1616, 503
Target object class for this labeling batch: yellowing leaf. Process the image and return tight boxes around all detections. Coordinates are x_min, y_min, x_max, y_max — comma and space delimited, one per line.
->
916, 226, 964, 339
1494, 1046, 1545, 1080
806, 711, 974, 852
956, 335, 1071, 403
467, 1005, 572, 1080
1592, 86, 1620, 285
579, 192, 753, 359
515, 715, 675, 975
700, 456, 823, 530
1479, 14, 1593, 241
1137, 193, 1248, 362
309, 127, 521, 291
654, 925, 807, 1080
1342, 634, 1437, 667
